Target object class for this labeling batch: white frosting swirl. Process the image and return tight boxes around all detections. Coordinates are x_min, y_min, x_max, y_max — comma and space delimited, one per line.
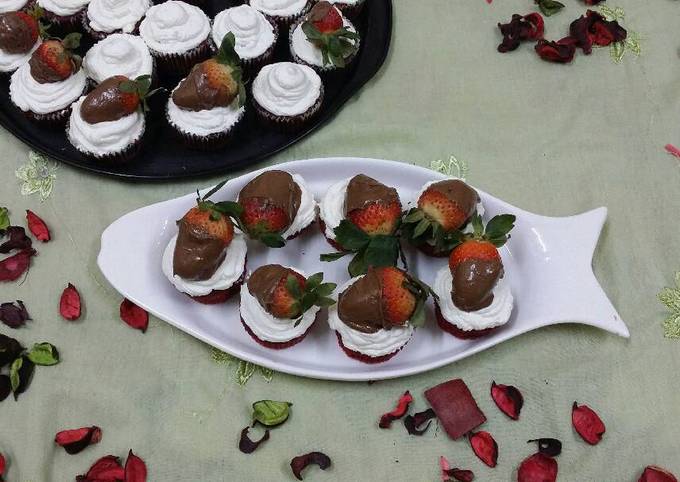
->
83, 34, 153, 84
9, 62, 86, 114
0, 39, 40, 73
0, 0, 29, 13
249, 0, 307, 17
67, 95, 144, 156
162, 233, 247, 297
318, 176, 350, 240
433, 265, 514, 332
167, 93, 245, 137
328, 277, 414, 358
212, 5, 275, 60
291, 16, 356, 67
281, 173, 317, 238
139, 1, 210, 54
240, 267, 319, 343
86, 0, 150, 34
252, 62, 321, 117
37, 0, 89, 16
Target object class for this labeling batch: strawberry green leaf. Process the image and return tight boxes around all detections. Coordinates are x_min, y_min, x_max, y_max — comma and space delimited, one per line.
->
286, 275, 302, 299
348, 248, 368, 277
61, 32, 81, 50
306, 272, 324, 290
211, 201, 243, 218
215, 32, 242, 68
333, 220, 370, 251
316, 297, 336, 307
0, 207, 9, 231
413, 218, 431, 238
363, 236, 400, 270
320, 252, 348, 262
484, 214, 516, 244
403, 208, 425, 224
200, 179, 229, 202
314, 283, 336, 298
259, 232, 285, 248
471, 214, 484, 237
26, 342, 59, 366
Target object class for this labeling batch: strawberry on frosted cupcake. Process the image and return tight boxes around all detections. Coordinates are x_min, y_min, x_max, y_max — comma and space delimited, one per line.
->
433, 214, 515, 339
162, 184, 247, 304
237, 169, 317, 247
0, 10, 42, 74
403, 179, 484, 257
240, 264, 336, 349
328, 266, 429, 364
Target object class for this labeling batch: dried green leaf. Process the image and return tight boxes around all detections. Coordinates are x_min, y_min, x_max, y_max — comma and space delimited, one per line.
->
252, 400, 293, 426
27, 342, 59, 366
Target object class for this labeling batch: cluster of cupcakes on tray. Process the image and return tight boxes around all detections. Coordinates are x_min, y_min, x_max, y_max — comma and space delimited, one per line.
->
161, 169, 518, 364
0, 0, 366, 161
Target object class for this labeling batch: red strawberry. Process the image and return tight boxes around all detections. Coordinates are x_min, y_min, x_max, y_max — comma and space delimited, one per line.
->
376, 266, 417, 325
81, 75, 155, 124
0, 12, 39, 55
449, 239, 500, 272
310, 1, 343, 33
270, 270, 307, 319
182, 206, 234, 247
202, 59, 239, 98
29, 33, 81, 83
347, 201, 401, 236
418, 188, 470, 232
240, 198, 289, 244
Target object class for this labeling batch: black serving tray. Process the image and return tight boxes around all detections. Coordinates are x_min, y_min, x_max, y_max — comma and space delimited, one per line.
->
0, 0, 392, 180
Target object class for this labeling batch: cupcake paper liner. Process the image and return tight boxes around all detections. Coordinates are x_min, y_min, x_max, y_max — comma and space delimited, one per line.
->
248, 0, 312, 29
251, 82, 324, 132
18, 83, 89, 126
150, 36, 213, 78
66, 117, 145, 164
42, 8, 87, 34
81, 10, 144, 42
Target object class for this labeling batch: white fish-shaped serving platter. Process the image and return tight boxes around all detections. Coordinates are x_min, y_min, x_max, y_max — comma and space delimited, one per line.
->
98, 157, 629, 381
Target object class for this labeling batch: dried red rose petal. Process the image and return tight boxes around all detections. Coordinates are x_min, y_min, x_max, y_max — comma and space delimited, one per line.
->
528, 438, 562, 457
639, 466, 678, 482
238, 426, 270, 454
570, 10, 626, 54
379, 390, 413, 428
59, 283, 82, 321
404, 408, 436, 436
0, 453, 5, 478
584, 0, 604, 4
425, 379, 486, 440
0, 300, 30, 328
26, 210, 50, 242
0, 375, 10, 402
124, 450, 147, 482
290, 452, 331, 481
469, 431, 498, 468
119, 299, 148, 332
491, 381, 523, 420
497, 13, 544, 52
517, 453, 558, 482
0, 334, 23, 367
76, 455, 125, 482
572, 402, 605, 445
440, 456, 475, 482
55, 426, 102, 454
535, 38, 577, 63
0, 226, 32, 253
0, 248, 36, 282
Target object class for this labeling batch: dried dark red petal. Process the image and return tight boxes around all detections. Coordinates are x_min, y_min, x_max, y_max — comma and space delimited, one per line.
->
26, 210, 50, 242
527, 438, 562, 457
124, 450, 147, 482
0, 226, 32, 253
0, 300, 30, 328
238, 426, 270, 454
119, 299, 148, 332
491, 381, 523, 420
59, 283, 82, 321
572, 402, 605, 445
55, 426, 102, 454
522, 13, 544, 40
0, 375, 10, 402
404, 408, 436, 436
639, 466, 679, 482
425, 379, 486, 440
469, 431, 498, 468
0, 452, 5, 477
76, 455, 125, 482
584, 0, 604, 6
447, 469, 475, 482
570, 10, 626, 54
0, 334, 23, 367
0, 248, 36, 282
517, 453, 558, 482
379, 390, 413, 428
535, 38, 576, 63
497, 13, 545, 52
290, 452, 331, 481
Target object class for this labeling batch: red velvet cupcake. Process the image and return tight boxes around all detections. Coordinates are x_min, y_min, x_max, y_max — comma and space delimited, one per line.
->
239, 264, 336, 349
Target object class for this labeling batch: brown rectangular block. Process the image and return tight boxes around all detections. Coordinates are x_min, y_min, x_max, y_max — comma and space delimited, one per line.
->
425, 379, 486, 439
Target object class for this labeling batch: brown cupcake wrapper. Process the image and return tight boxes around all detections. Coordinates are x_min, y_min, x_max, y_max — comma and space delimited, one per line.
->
288, 18, 360, 76
20, 0, 36, 12
81, 9, 144, 42
18, 83, 89, 126
66, 118, 145, 163
165, 105, 245, 150
42, 8, 87, 33
248, 0, 312, 29
149, 36, 213, 77
251, 81, 324, 132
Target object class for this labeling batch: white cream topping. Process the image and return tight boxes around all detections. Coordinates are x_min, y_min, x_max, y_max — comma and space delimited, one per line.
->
86, 0, 150, 33
162, 233, 247, 297
9, 63, 86, 114
240, 267, 319, 343
166, 93, 245, 137
139, 1, 210, 54
291, 16, 356, 67
318, 176, 350, 240
327, 277, 414, 358
212, 5, 275, 59
252, 61, 321, 117
415, 179, 485, 233
67, 95, 144, 156
249, 0, 307, 17
37, 0, 89, 16
281, 173, 317, 238
0, 0, 29, 12
433, 265, 513, 332
0, 39, 40, 73
83, 34, 153, 84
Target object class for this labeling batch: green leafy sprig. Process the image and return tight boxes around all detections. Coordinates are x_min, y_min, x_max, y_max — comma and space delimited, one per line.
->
469, 213, 516, 247
401, 207, 465, 255
6, 341, 59, 400
301, 21, 360, 67
119, 74, 163, 113
286, 272, 337, 325
252, 400, 292, 426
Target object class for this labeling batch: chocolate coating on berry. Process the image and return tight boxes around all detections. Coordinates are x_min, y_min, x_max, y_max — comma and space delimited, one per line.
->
451, 258, 503, 311
337, 268, 385, 333
238, 171, 302, 231
423, 179, 478, 223
173, 218, 227, 281
80, 76, 129, 124
345, 174, 399, 214
0, 13, 36, 55
172, 61, 238, 112
247, 264, 296, 314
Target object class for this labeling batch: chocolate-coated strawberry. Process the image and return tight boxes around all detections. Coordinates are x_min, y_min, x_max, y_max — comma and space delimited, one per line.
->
239, 198, 288, 248
80, 75, 155, 124
301, 1, 359, 67
0, 11, 39, 55
29, 32, 81, 83
348, 201, 401, 237
248, 265, 336, 321
377, 266, 417, 325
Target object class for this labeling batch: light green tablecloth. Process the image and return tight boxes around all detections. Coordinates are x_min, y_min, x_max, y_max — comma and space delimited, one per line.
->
1, 0, 680, 480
